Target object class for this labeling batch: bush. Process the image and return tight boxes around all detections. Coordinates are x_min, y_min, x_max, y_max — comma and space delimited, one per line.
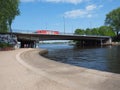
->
0, 42, 13, 48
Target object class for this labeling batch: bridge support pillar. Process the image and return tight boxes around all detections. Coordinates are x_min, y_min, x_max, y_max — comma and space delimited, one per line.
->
100, 39, 103, 46
108, 38, 112, 44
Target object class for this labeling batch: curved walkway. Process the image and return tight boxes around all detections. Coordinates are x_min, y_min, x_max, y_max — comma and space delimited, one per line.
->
0, 49, 120, 90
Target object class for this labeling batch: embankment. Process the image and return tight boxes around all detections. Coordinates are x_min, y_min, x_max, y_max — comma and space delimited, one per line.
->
17, 48, 120, 90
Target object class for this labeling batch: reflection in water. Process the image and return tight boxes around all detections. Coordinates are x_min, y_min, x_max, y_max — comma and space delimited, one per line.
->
106, 46, 120, 73
40, 44, 120, 74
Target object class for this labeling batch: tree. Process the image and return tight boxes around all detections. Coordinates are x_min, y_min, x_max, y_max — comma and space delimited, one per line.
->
0, 1, 8, 32
75, 29, 85, 35
99, 26, 108, 36
98, 26, 115, 36
7, 0, 20, 33
91, 28, 99, 35
0, 0, 20, 33
85, 28, 92, 35
105, 7, 120, 35
107, 28, 116, 36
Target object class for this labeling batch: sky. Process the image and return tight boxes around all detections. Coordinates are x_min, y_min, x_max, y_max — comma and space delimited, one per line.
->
12, 0, 120, 33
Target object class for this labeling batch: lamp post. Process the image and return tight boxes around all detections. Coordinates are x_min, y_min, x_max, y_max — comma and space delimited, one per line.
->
63, 16, 66, 34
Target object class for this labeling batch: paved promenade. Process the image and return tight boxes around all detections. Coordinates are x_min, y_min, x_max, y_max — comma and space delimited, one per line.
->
0, 48, 120, 90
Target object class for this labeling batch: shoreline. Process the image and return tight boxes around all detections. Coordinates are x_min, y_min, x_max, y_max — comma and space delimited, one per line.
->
0, 48, 120, 90
20, 48, 120, 75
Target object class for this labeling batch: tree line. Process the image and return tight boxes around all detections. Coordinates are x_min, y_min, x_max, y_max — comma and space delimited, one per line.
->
0, 0, 20, 33
75, 7, 120, 37
75, 26, 115, 36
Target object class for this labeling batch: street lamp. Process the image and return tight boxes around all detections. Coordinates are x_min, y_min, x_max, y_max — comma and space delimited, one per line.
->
63, 16, 66, 34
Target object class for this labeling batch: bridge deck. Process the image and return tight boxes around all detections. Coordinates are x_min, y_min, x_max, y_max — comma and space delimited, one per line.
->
11, 32, 111, 41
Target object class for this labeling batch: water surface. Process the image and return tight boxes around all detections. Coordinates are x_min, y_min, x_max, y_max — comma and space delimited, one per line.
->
40, 44, 120, 74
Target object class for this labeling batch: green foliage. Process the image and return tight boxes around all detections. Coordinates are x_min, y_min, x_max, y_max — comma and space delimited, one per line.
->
75, 29, 85, 35
0, 21, 8, 33
74, 26, 115, 36
91, 28, 99, 35
99, 26, 108, 36
98, 26, 115, 36
0, 0, 20, 33
105, 7, 120, 35
85, 28, 92, 35
0, 42, 12, 48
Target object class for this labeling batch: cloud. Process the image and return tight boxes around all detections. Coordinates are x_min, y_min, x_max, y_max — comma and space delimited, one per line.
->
44, 0, 84, 4
86, 4, 97, 11
20, 0, 88, 4
64, 9, 88, 18
64, 4, 101, 18
20, 0, 35, 2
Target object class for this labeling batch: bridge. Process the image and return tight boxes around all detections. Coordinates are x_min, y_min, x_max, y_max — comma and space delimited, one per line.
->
0, 31, 112, 48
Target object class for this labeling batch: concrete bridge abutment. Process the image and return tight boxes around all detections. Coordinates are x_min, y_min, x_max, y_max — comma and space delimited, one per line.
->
104, 38, 112, 45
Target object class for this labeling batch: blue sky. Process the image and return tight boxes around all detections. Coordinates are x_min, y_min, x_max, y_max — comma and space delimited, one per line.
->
12, 0, 120, 33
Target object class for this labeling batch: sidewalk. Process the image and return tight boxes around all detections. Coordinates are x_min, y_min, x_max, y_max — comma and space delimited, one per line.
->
0, 49, 120, 90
